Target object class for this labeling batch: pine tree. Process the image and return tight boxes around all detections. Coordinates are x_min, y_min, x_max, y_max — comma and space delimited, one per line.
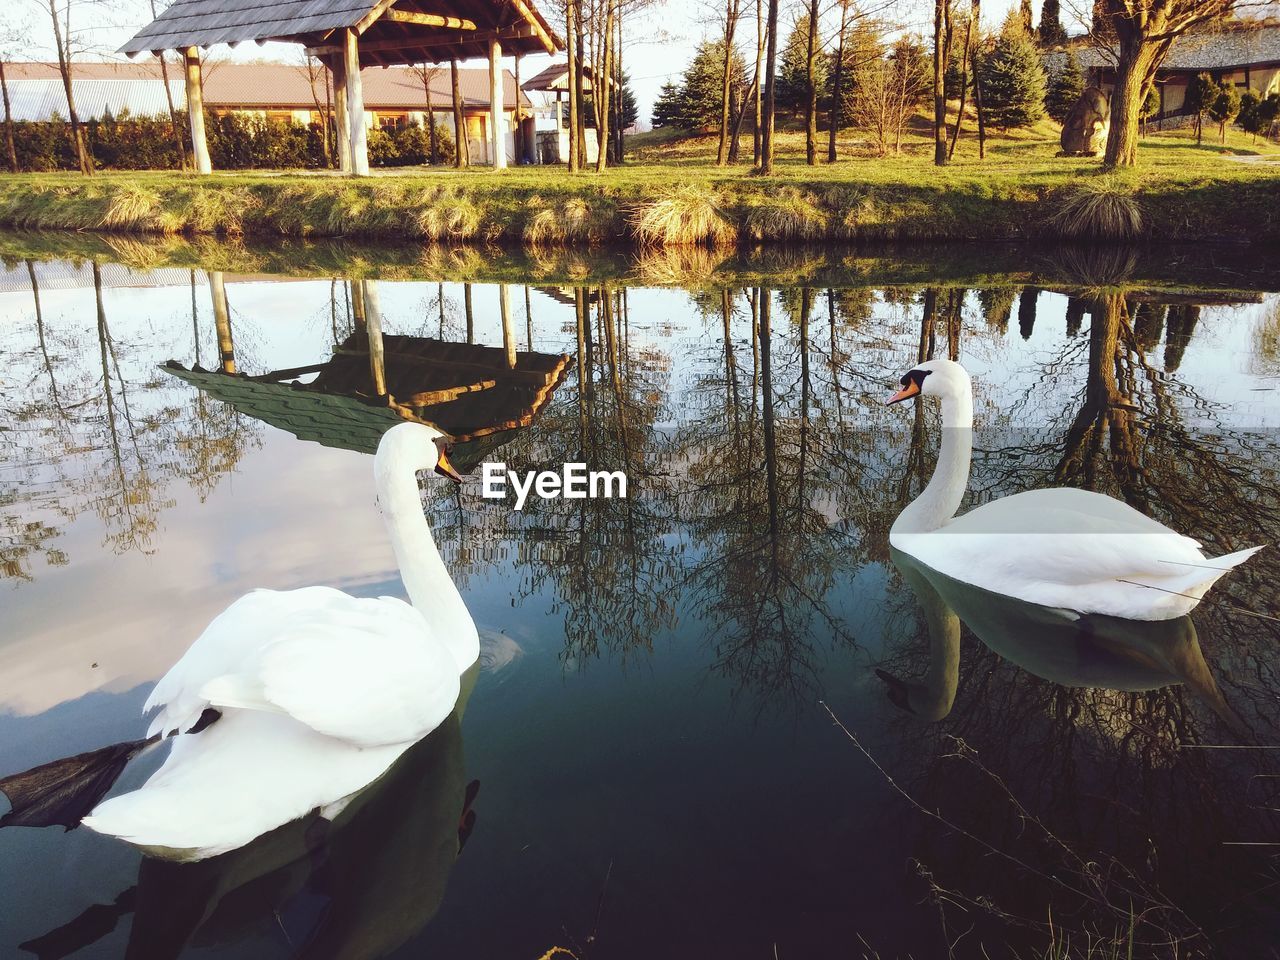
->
979, 15, 1047, 128
1019, 0, 1034, 33
676, 40, 748, 130
1045, 51, 1083, 121
617, 72, 639, 130
651, 81, 683, 128
776, 14, 828, 115
1186, 72, 1218, 144
1037, 0, 1069, 46
1207, 82, 1241, 143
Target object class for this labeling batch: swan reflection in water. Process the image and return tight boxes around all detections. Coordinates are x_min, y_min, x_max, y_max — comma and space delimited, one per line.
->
878, 548, 1245, 735
20, 667, 479, 960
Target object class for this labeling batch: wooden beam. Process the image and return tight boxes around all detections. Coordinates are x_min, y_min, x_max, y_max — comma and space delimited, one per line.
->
306, 26, 538, 58
382, 9, 477, 30
362, 280, 387, 398
184, 47, 212, 174
209, 271, 234, 373
489, 37, 506, 169
344, 28, 370, 176
331, 54, 351, 173
507, 0, 559, 54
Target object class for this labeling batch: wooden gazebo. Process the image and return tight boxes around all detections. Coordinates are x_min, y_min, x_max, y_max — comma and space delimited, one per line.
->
119, 0, 561, 176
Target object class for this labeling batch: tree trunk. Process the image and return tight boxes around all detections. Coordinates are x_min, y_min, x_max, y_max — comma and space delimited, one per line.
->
566, 0, 580, 171
47, 0, 93, 175
947, 10, 973, 160
451, 59, 468, 168
827, 1, 850, 163
574, 0, 586, 163
1103, 37, 1156, 169
716, 0, 739, 166
594, 1, 614, 172
728, 72, 757, 162
0, 62, 17, 173
932, 0, 949, 166
760, 0, 781, 173
973, 0, 985, 160
150, 0, 188, 170
424, 69, 439, 164
752, 0, 764, 165
804, 0, 819, 165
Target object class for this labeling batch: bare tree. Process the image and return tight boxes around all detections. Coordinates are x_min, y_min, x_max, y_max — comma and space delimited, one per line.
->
804, 0, 819, 164
451, 59, 468, 168
852, 37, 928, 156
759, 0, 781, 172
35, 0, 93, 174
0, 19, 23, 172
410, 60, 445, 164
300, 52, 333, 167
932, 0, 953, 166
566, 0, 581, 171
715, 0, 743, 165
150, 0, 188, 170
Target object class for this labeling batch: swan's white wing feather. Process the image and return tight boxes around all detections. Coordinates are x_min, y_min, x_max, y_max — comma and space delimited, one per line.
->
149, 587, 459, 748
145, 587, 351, 738
241, 599, 460, 748
84, 711, 408, 860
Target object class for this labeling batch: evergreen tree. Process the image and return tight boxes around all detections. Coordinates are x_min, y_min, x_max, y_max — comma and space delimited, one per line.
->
979, 15, 1047, 128
1045, 51, 1084, 121
1037, 0, 1068, 47
673, 39, 748, 130
776, 14, 828, 115
1241, 91, 1280, 141
1019, 0, 1034, 33
617, 72, 639, 130
651, 81, 683, 128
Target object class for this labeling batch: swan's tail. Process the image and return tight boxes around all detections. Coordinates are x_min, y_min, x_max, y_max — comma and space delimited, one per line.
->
1143, 545, 1266, 610
0, 737, 158, 831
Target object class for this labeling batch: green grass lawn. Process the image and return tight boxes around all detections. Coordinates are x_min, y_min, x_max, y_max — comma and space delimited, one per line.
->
0, 119, 1276, 244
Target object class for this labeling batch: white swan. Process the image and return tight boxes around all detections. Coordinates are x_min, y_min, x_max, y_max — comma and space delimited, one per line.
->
80, 421, 477, 860
885, 359, 1262, 620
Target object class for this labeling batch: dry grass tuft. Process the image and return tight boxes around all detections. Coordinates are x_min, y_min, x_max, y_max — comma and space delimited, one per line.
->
743, 188, 829, 242
629, 186, 737, 247
98, 185, 181, 233
524, 197, 606, 246
1048, 179, 1144, 241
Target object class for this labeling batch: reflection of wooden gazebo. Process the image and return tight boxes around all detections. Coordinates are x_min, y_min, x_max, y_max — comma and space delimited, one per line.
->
120, 0, 561, 176
167, 276, 570, 467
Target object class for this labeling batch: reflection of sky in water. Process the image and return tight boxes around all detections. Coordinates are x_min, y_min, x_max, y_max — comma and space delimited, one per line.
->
2, 260, 1280, 957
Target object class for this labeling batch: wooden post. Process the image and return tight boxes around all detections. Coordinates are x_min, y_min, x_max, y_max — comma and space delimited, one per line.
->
362, 280, 387, 398
500, 284, 516, 368
209, 271, 234, 373
184, 47, 212, 174
332, 54, 351, 173
344, 28, 369, 176
489, 38, 506, 168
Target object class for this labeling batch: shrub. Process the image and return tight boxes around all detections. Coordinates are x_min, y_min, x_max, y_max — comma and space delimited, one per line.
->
1206, 82, 1242, 143
1048, 179, 1144, 241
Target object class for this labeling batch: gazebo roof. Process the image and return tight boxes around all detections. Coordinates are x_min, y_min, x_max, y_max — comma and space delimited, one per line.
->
162, 335, 571, 467
121, 0, 561, 66
521, 61, 605, 93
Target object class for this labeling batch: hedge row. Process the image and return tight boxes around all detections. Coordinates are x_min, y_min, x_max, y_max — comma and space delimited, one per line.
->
5, 111, 456, 172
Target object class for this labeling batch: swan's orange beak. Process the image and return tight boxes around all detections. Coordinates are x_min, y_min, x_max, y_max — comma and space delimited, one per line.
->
435, 446, 463, 484
886, 380, 921, 405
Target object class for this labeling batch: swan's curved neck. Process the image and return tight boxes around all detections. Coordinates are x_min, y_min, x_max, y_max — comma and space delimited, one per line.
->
893, 388, 974, 536
376, 449, 477, 671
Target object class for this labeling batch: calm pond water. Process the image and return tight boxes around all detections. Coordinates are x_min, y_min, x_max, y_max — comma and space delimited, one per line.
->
1, 241, 1279, 959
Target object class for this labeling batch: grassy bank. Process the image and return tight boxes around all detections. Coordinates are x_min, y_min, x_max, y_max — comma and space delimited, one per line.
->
4, 230, 1276, 294
0, 127, 1277, 246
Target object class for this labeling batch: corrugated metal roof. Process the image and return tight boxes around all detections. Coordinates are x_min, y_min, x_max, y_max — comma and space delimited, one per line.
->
0, 261, 193, 294
5, 78, 186, 122
3, 61, 529, 120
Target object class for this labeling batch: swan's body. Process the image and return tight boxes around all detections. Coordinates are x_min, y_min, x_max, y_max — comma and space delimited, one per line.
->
886, 359, 1261, 621
82, 423, 476, 860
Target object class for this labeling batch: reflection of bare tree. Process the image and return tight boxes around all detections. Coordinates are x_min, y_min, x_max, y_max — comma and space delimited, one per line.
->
2, 262, 260, 584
